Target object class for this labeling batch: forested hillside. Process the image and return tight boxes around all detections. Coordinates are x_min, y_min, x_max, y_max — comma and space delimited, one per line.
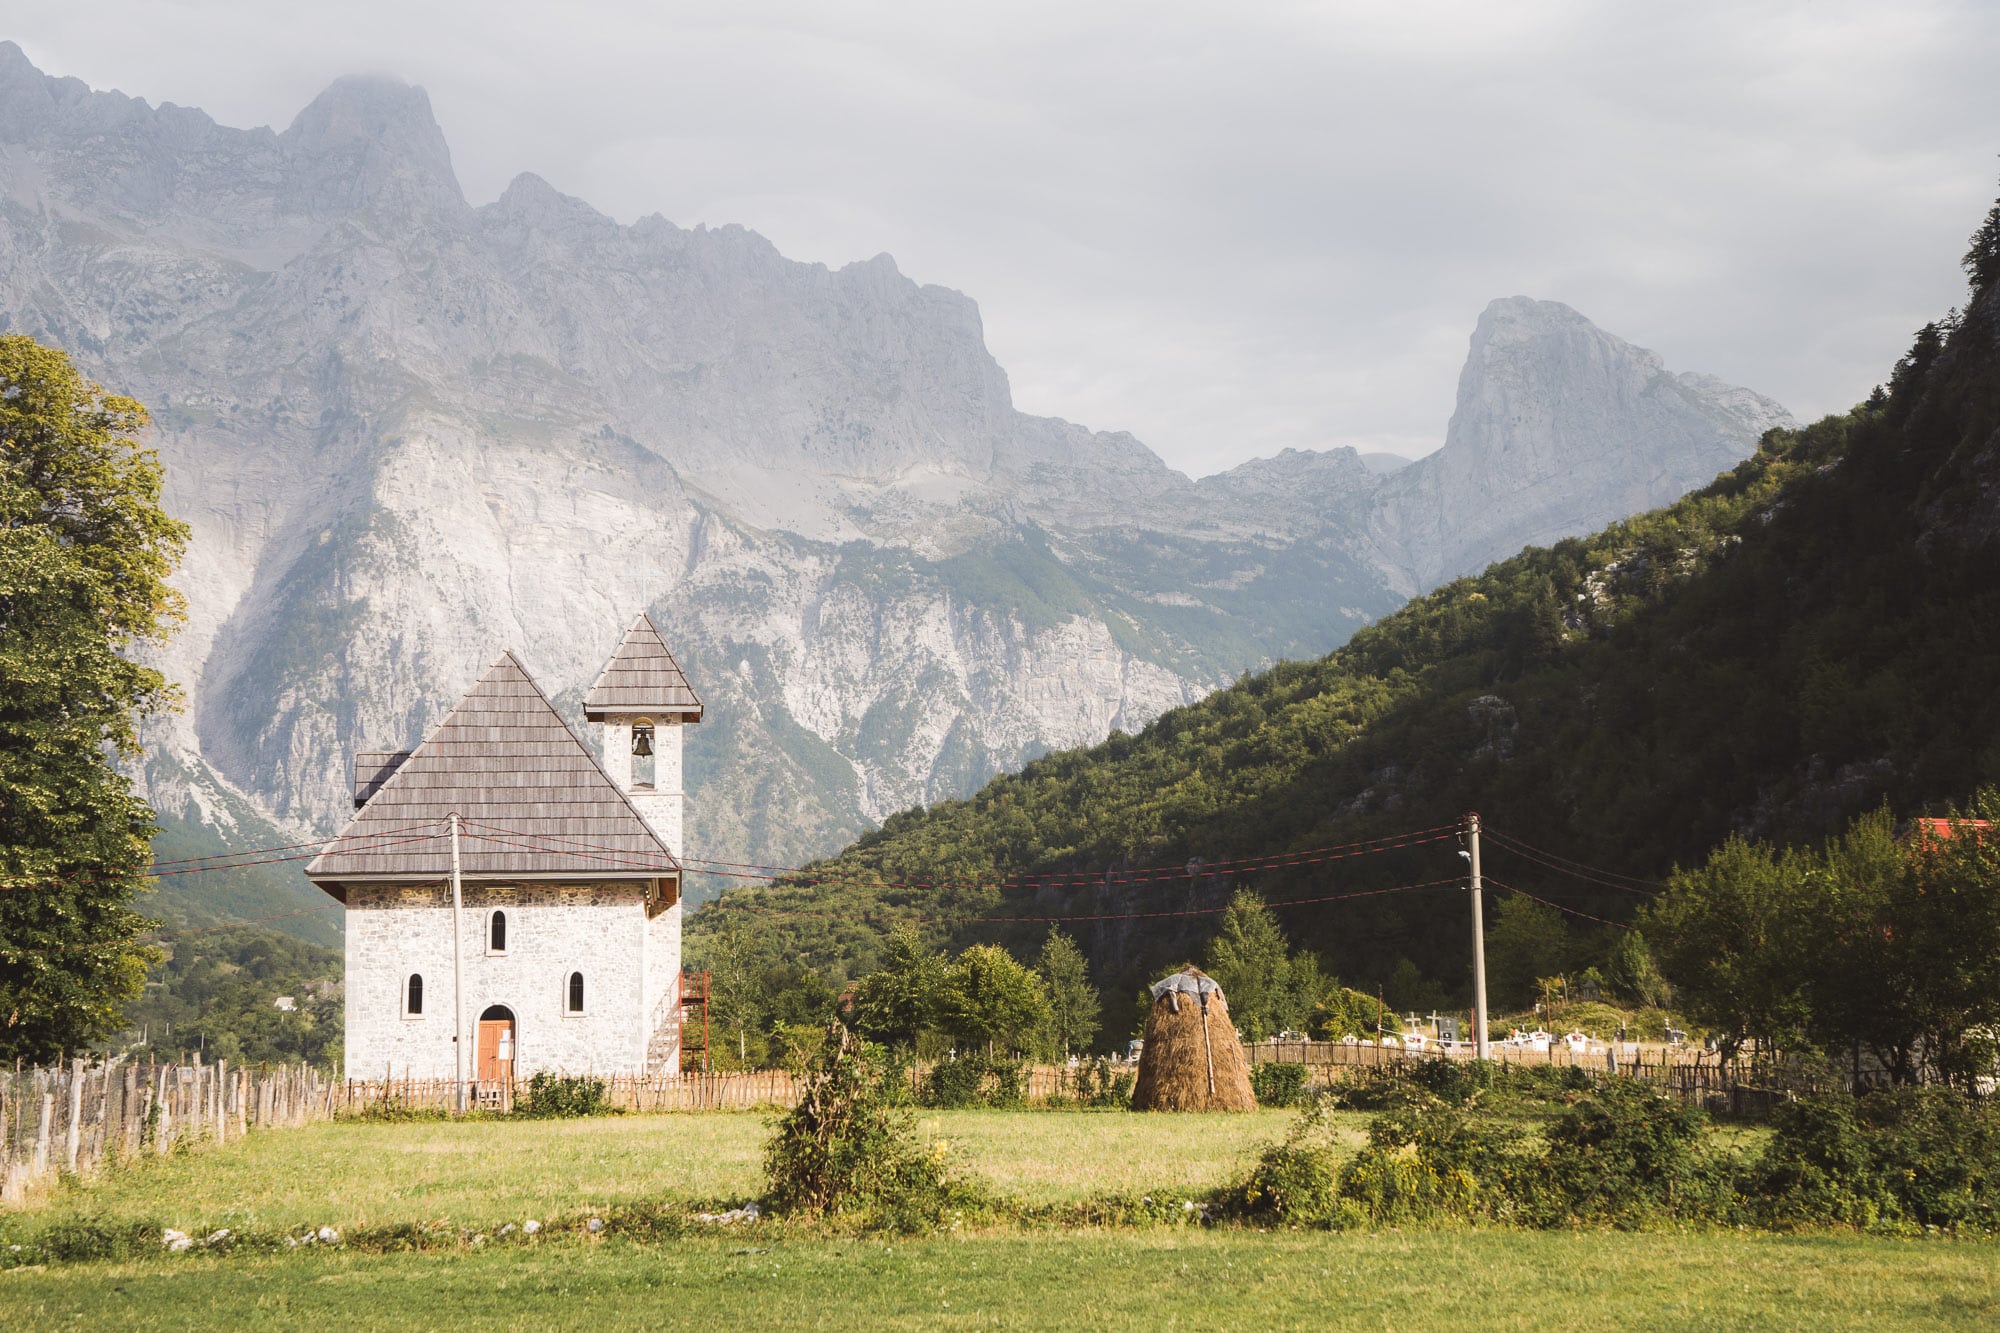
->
689, 190, 2000, 1036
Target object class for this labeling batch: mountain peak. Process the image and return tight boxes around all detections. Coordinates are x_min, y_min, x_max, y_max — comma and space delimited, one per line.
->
282, 74, 463, 217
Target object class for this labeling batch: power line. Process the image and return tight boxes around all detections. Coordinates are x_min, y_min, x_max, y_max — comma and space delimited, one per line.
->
460, 819, 1459, 898
699, 876, 1467, 926
1484, 876, 1635, 931
1481, 828, 1666, 893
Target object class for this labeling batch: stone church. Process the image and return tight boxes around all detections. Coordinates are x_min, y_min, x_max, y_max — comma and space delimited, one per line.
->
306, 615, 701, 1083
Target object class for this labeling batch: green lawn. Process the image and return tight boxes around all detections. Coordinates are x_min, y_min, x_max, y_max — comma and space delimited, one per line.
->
0, 1109, 1990, 1328
9, 1109, 1303, 1234
1, 1231, 1994, 1329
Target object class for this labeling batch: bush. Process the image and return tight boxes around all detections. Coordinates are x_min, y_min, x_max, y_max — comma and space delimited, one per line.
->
1054, 1056, 1134, 1109
918, 1053, 1025, 1109
35, 1216, 161, 1263
766, 1023, 981, 1231
517, 1072, 611, 1119
1756, 1089, 2000, 1233
1250, 1062, 1310, 1107
1338, 1092, 1515, 1225
1237, 1141, 1345, 1225
1225, 1095, 1350, 1227
1528, 1079, 1725, 1225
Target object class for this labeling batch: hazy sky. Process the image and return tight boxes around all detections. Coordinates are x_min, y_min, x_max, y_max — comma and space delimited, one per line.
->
12, 2, 1998, 474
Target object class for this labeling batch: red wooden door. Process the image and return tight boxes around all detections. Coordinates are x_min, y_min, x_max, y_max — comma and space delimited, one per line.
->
477, 1017, 515, 1082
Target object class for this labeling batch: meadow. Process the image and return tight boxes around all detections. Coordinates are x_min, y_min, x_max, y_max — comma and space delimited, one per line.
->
0, 1109, 1993, 1329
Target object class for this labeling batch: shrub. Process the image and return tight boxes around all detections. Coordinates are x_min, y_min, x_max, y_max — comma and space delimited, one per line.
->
1529, 1079, 1724, 1225
1757, 1089, 2000, 1233
1058, 1056, 1134, 1109
1250, 1062, 1310, 1107
35, 1216, 161, 1263
767, 1023, 981, 1231
918, 1053, 1025, 1109
517, 1072, 612, 1118
1338, 1092, 1515, 1225
1237, 1141, 1344, 1225
1226, 1094, 1349, 1226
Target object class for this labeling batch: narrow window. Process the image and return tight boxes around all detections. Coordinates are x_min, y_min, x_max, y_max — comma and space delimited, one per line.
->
406, 973, 424, 1016
567, 971, 585, 1014
489, 909, 507, 953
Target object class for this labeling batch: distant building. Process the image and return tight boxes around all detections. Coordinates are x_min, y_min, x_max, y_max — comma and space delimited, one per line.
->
306, 615, 701, 1083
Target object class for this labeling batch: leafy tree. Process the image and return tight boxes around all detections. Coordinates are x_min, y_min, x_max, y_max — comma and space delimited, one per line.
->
1646, 797, 2000, 1081
937, 943, 1047, 1057
1602, 929, 1672, 1009
0, 337, 188, 1062
1964, 186, 2000, 293
1645, 836, 1816, 1059
1484, 895, 1572, 1011
1890, 791, 2000, 1088
1035, 927, 1101, 1057
846, 927, 951, 1050
121, 927, 343, 1068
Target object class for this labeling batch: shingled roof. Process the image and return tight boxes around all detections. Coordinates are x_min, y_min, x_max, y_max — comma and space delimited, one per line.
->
582, 613, 702, 720
305, 651, 679, 893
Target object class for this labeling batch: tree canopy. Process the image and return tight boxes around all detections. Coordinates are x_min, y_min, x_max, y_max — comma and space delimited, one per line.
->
0, 336, 187, 1061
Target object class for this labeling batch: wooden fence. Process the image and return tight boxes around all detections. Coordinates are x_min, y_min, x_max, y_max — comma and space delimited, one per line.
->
2, 1042, 1834, 1203
1241, 1038, 1837, 1109
1, 1057, 336, 1204
349, 1070, 805, 1115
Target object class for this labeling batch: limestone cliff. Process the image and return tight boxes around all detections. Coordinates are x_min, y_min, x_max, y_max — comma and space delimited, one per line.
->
0, 47, 1789, 922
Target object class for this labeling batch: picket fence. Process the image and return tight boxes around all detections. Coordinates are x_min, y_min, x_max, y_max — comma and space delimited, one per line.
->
1242, 1038, 1835, 1109
1, 1056, 334, 1203
2, 1042, 1831, 1203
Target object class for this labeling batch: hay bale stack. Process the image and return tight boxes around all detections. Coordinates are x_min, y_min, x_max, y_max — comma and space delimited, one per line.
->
1131, 967, 1256, 1112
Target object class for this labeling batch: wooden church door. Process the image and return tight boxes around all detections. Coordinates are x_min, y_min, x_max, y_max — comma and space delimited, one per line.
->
477, 1006, 516, 1083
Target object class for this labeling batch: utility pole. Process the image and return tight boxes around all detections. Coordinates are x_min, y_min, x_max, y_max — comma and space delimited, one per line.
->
1468, 812, 1490, 1060
450, 812, 467, 1113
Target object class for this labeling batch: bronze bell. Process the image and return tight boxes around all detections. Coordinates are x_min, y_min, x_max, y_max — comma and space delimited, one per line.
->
632, 723, 655, 757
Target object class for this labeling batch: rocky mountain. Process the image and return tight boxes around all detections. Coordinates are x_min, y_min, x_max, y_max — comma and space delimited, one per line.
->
1367, 297, 1796, 592
707, 212, 2000, 1018
0, 45, 1789, 928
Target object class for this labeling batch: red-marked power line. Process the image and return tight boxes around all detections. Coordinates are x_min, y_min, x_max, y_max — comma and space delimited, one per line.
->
639, 876, 1466, 926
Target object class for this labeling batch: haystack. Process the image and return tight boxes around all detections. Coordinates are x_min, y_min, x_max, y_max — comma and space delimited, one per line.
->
1130, 967, 1256, 1112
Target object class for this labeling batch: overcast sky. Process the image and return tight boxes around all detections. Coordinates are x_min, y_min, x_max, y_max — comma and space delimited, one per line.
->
12, 2, 1998, 474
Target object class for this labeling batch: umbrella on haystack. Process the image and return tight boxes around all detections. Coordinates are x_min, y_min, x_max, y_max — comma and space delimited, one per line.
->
1131, 966, 1256, 1112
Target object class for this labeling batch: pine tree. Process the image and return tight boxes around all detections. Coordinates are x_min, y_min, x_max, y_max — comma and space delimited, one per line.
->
0, 336, 188, 1061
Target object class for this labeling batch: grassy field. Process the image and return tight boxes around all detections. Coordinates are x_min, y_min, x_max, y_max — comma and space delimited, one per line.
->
1, 1109, 1991, 1328
1, 1230, 1994, 1329
7, 1109, 1303, 1234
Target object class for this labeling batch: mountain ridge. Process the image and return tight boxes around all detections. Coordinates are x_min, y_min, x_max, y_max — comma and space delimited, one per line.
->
0, 46, 1790, 932
696, 198, 1999, 1033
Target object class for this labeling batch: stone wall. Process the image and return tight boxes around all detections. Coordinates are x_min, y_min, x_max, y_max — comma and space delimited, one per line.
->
344, 881, 651, 1079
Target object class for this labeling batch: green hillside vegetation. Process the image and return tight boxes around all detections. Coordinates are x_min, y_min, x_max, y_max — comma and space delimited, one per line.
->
688, 189, 2000, 1041
119, 927, 343, 1068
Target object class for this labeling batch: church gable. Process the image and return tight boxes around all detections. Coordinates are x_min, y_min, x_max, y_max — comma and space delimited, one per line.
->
305, 650, 677, 886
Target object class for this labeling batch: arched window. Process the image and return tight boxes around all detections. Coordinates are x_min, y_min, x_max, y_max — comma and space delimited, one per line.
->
567, 971, 586, 1014
489, 909, 507, 953
406, 973, 424, 1017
